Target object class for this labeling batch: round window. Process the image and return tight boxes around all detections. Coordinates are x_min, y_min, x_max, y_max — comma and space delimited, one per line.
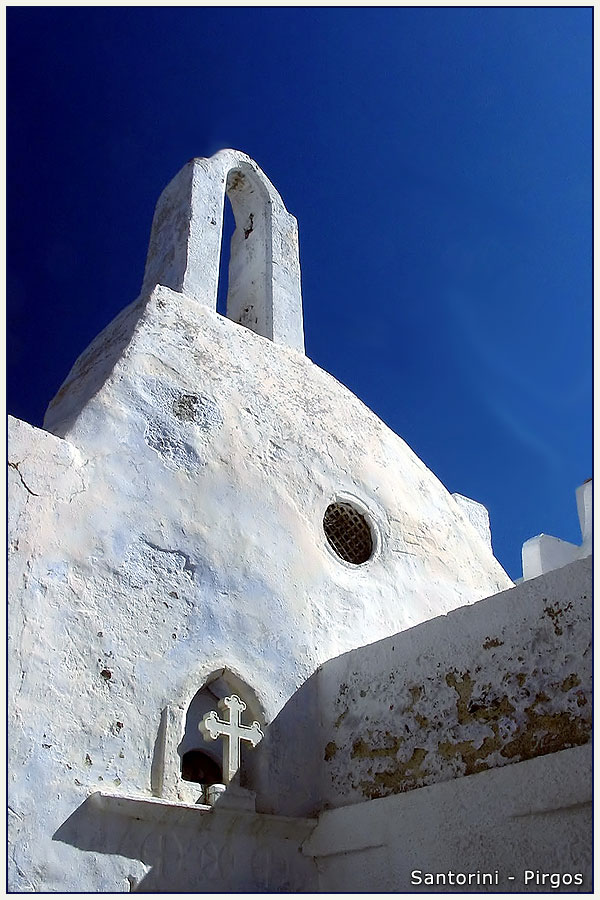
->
323, 501, 374, 565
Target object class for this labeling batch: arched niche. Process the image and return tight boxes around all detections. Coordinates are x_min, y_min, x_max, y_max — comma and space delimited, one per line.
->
170, 668, 265, 801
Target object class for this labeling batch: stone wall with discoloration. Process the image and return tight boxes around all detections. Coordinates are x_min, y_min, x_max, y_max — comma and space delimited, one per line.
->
318, 557, 591, 808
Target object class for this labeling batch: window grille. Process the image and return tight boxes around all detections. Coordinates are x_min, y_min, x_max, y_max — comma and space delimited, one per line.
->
323, 502, 373, 565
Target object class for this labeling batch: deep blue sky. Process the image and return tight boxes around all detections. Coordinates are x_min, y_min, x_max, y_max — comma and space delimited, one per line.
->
7, 8, 592, 579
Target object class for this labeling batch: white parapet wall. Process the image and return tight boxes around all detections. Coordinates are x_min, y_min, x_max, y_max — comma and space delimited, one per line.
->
315, 556, 591, 810
303, 743, 591, 892
299, 556, 592, 891
521, 480, 592, 581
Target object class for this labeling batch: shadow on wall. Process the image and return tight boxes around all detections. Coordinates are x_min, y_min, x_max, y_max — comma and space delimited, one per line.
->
247, 666, 322, 819
53, 796, 179, 892
52, 795, 245, 891
51, 671, 323, 890
52, 793, 314, 891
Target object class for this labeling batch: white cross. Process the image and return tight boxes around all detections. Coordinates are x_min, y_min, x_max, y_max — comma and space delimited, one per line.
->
199, 694, 264, 784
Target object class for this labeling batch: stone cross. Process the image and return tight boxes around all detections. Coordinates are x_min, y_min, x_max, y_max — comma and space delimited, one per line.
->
199, 694, 264, 784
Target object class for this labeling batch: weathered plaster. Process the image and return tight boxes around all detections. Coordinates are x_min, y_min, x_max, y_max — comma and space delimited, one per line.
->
317, 557, 591, 807
452, 492, 492, 550
53, 792, 317, 892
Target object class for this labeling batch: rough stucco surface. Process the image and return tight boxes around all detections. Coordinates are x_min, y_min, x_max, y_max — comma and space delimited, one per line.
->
38, 280, 512, 719
54, 794, 317, 892
318, 557, 591, 808
452, 492, 492, 549
43, 285, 511, 665
7, 413, 315, 892
7, 285, 512, 889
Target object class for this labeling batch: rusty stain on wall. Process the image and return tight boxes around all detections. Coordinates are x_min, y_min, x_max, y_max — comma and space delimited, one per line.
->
334, 709, 347, 729
501, 706, 590, 761
324, 656, 591, 802
358, 747, 429, 800
321, 573, 592, 805
324, 741, 337, 761
482, 637, 504, 649
561, 674, 580, 692
543, 602, 573, 636
446, 670, 516, 724
351, 733, 403, 759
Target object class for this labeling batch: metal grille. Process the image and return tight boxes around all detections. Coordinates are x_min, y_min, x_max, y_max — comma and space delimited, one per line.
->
323, 502, 373, 565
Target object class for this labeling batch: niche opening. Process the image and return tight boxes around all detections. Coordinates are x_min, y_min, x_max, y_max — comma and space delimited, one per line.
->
177, 669, 264, 789
216, 167, 272, 341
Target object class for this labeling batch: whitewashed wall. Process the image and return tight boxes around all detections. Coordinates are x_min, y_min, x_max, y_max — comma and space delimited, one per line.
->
521, 480, 592, 580
6, 279, 511, 889
9, 152, 518, 891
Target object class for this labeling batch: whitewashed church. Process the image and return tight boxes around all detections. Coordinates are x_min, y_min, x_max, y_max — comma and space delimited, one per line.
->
8, 151, 591, 892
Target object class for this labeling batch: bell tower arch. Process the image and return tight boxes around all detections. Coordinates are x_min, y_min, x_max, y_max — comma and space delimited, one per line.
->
142, 149, 304, 352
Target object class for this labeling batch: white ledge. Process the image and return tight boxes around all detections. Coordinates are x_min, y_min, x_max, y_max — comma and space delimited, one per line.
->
90, 791, 317, 836
91, 791, 212, 820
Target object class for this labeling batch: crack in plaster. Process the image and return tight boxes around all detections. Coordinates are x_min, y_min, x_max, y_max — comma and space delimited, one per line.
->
8, 461, 39, 496
9, 844, 35, 893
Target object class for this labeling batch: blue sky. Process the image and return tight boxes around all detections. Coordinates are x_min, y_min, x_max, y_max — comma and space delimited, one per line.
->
7, 8, 592, 579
